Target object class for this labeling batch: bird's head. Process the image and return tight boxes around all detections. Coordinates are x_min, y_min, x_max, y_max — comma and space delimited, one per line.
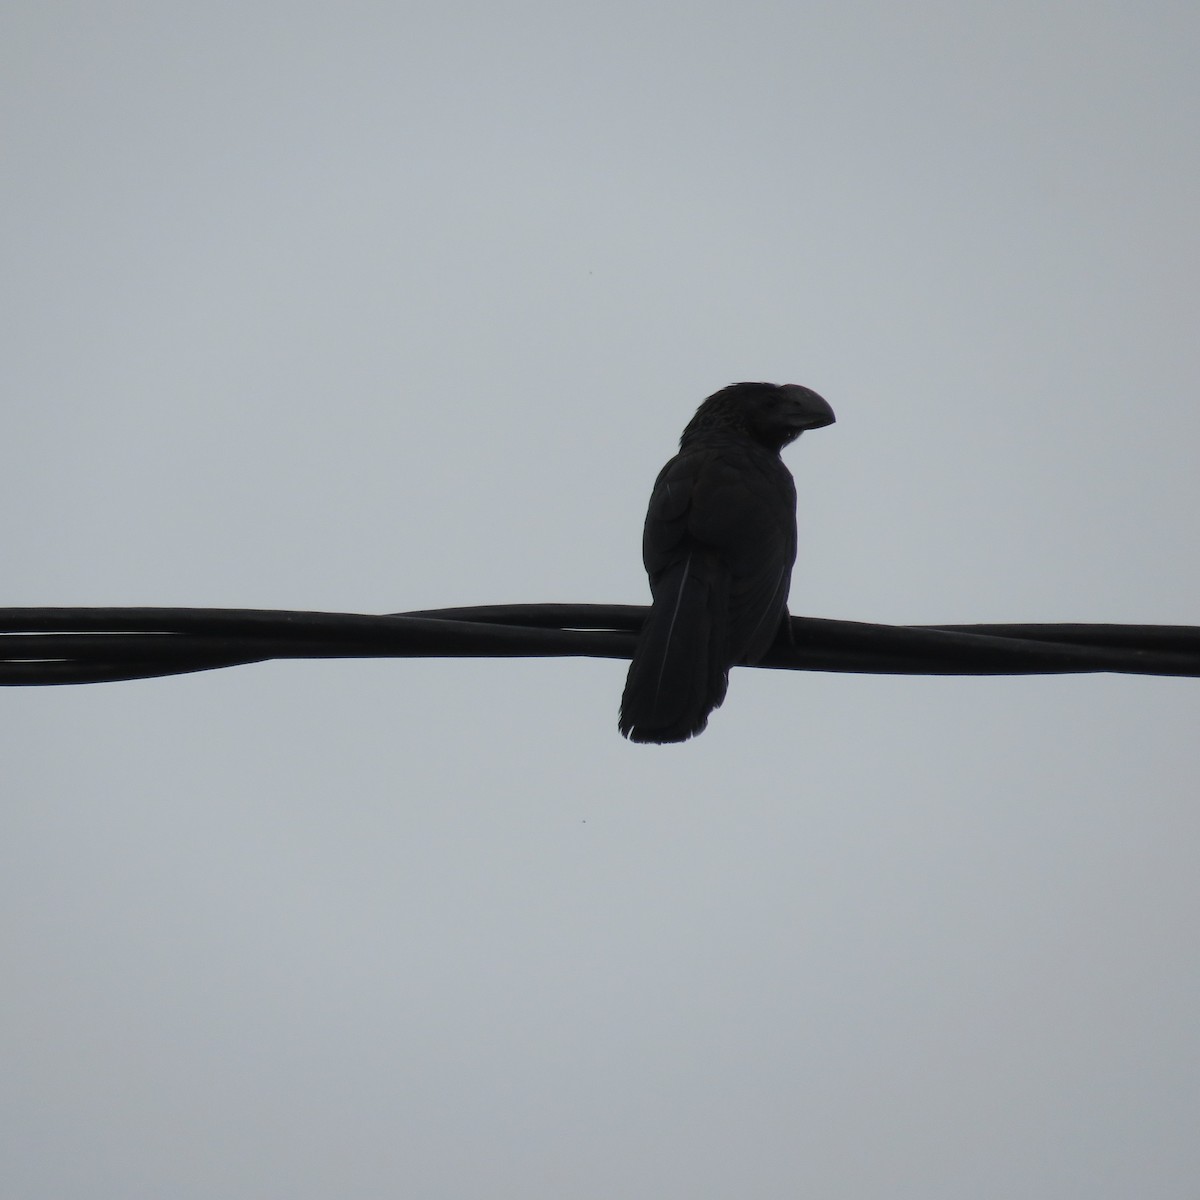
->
683, 382, 836, 452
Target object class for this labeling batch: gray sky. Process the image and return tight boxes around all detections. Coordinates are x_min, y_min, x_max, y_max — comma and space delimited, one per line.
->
3, 3, 1199, 1197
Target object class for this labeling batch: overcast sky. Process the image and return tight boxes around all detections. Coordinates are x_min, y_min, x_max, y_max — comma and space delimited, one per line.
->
3, 3, 1199, 1197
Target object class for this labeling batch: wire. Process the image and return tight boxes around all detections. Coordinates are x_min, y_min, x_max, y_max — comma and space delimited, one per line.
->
2, 604, 1199, 686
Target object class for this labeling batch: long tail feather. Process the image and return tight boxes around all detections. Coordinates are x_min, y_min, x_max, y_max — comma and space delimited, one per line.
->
619, 553, 730, 743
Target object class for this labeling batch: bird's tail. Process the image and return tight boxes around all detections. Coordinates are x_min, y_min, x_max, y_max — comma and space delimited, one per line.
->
619, 552, 731, 744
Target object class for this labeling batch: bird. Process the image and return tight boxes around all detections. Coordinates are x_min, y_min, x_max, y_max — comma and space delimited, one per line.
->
619, 382, 835, 743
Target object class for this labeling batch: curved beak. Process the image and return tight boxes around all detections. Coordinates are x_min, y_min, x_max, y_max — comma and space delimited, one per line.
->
781, 384, 836, 432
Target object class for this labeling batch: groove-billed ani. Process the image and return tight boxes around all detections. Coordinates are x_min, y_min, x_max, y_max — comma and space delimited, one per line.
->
619, 382, 835, 743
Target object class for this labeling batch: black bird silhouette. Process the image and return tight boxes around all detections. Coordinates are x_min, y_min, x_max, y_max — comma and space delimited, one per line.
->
619, 382, 835, 743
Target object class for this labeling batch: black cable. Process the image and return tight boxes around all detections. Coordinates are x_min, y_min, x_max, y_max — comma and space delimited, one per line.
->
2, 604, 1198, 686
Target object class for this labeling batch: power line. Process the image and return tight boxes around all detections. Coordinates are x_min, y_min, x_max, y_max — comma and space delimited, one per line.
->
2, 604, 1199, 686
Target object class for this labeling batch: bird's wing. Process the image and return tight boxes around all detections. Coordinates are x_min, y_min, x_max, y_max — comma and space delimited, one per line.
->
679, 441, 797, 664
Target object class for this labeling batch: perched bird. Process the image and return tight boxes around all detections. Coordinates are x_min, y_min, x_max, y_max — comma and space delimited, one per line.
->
619, 382, 835, 743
